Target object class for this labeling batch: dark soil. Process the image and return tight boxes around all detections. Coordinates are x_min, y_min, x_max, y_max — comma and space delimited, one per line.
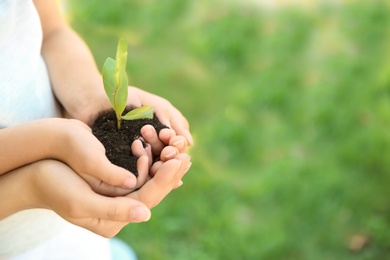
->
92, 107, 167, 176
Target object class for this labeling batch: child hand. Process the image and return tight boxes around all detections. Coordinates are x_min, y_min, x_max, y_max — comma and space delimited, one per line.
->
52, 119, 150, 196
1, 159, 151, 234
0, 118, 147, 197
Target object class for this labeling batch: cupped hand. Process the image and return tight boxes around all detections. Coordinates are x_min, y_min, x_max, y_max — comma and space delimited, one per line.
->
71, 86, 193, 151
52, 119, 149, 196
29, 153, 191, 237
127, 86, 193, 146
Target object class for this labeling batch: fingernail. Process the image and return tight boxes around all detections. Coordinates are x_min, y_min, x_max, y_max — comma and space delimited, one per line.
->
165, 150, 176, 159
186, 131, 194, 146
176, 159, 183, 171
142, 126, 154, 139
131, 205, 151, 222
175, 180, 183, 188
172, 139, 184, 147
184, 162, 192, 174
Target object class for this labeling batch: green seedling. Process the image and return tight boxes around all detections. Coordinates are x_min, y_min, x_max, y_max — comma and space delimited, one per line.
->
102, 38, 153, 129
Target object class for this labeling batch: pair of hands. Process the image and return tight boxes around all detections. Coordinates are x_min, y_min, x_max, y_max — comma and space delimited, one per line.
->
57, 118, 189, 197
28, 87, 192, 237
25, 154, 190, 237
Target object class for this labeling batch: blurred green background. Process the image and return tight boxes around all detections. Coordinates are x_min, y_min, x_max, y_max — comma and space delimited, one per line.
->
66, 0, 390, 259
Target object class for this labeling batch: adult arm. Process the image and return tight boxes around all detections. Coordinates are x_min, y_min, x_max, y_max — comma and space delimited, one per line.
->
34, 0, 193, 146
0, 154, 191, 237
34, 0, 106, 124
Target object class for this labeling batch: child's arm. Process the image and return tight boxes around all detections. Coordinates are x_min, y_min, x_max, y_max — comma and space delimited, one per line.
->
0, 118, 141, 194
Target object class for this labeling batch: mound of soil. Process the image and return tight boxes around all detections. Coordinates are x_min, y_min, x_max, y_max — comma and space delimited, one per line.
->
92, 107, 167, 176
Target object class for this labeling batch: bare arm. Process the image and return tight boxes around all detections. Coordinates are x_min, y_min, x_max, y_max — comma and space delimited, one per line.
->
0, 159, 149, 226
0, 119, 62, 175
34, 0, 108, 124
34, 0, 193, 146
0, 118, 140, 193
0, 155, 191, 237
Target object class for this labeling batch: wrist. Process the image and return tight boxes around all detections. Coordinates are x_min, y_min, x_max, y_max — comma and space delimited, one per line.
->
36, 118, 72, 162
0, 163, 42, 219
46, 118, 86, 163
28, 160, 58, 210
61, 87, 109, 126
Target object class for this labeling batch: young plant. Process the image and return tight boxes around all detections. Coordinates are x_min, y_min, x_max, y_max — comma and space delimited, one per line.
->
102, 38, 153, 129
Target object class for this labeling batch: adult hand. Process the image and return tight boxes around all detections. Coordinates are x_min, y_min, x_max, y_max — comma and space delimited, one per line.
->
58, 119, 185, 194
25, 154, 191, 238
0, 118, 146, 196
52, 118, 152, 196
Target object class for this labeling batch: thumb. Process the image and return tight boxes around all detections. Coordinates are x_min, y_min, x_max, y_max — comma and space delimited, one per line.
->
85, 154, 137, 189
79, 194, 151, 223
68, 195, 151, 238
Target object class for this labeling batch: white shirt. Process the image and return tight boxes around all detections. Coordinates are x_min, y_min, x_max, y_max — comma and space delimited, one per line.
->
0, 0, 61, 127
0, 1, 111, 258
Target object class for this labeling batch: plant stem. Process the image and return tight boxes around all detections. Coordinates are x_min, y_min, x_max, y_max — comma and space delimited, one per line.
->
117, 118, 122, 129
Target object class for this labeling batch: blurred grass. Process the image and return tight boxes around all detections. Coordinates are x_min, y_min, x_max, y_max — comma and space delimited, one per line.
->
67, 0, 390, 259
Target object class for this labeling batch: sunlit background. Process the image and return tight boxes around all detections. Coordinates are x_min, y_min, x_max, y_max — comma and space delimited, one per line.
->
64, 0, 390, 259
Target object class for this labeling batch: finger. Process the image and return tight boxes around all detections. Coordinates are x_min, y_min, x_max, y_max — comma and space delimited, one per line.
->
150, 153, 190, 177
158, 110, 193, 146
174, 180, 183, 189
38, 161, 150, 236
141, 125, 165, 155
174, 153, 192, 176
77, 194, 151, 223
160, 146, 179, 162
87, 154, 137, 189
129, 159, 182, 208
69, 118, 92, 131
131, 139, 147, 157
135, 155, 149, 189
130, 155, 191, 208
132, 140, 153, 167
150, 160, 163, 177
70, 200, 151, 238
158, 128, 176, 146
145, 143, 153, 167
94, 184, 133, 197
71, 218, 126, 238
80, 174, 133, 197
169, 135, 187, 153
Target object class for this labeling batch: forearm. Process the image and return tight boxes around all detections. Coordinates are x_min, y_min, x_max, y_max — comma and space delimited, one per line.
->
0, 164, 38, 219
33, 0, 106, 123
0, 119, 64, 175
0, 121, 52, 174
41, 27, 107, 124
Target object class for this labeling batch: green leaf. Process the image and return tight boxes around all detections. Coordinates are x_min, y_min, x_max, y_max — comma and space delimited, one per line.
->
116, 71, 128, 120
102, 57, 116, 110
102, 38, 132, 129
103, 57, 128, 118
121, 105, 154, 120
115, 38, 128, 90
